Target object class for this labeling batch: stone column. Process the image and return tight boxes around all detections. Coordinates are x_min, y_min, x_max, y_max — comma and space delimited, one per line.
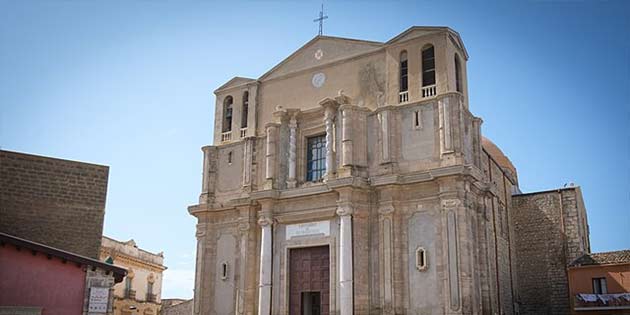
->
287, 113, 298, 188
377, 110, 390, 163
257, 214, 273, 315
320, 99, 338, 180
340, 106, 353, 167
337, 204, 354, 315
264, 123, 279, 189
193, 223, 207, 314
199, 146, 216, 204
378, 202, 395, 314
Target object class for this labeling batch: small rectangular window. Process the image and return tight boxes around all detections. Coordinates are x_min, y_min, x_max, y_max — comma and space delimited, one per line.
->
415, 247, 427, 271
306, 135, 326, 182
413, 110, 422, 129
592, 277, 607, 294
221, 262, 229, 280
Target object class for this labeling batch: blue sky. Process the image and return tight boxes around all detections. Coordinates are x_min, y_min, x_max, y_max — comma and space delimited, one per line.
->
1, 0, 628, 299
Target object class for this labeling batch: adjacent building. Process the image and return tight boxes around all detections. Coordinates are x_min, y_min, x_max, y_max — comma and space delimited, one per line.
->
0, 232, 126, 315
100, 236, 167, 315
187, 26, 593, 315
568, 250, 630, 315
0, 150, 124, 315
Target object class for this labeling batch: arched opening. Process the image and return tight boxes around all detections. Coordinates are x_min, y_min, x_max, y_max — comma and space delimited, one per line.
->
421, 45, 435, 87
399, 50, 408, 92
222, 96, 233, 133
455, 54, 462, 93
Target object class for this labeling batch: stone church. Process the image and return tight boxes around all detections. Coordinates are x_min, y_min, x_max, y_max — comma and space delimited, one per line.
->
188, 26, 591, 315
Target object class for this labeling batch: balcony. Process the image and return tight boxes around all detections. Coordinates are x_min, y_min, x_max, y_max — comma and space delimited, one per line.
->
146, 293, 157, 303
399, 91, 409, 103
574, 293, 630, 311
422, 84, 436, 98
124, 289, 136, 300
240, 128, 247, 139
221, 131, 232, 143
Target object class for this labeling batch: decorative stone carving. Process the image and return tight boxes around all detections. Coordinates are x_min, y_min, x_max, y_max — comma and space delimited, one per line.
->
264, 124, 279, 187
287, 113, 298, 188
320, 98, 338, 180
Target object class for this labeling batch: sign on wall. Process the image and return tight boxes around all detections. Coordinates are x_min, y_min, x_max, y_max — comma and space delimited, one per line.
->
286, 220, 330, 240
88, 287, 109, 313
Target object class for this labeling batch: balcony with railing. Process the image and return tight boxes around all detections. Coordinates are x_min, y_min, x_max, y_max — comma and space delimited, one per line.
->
124, 289, 136, 300
574, 293, 630, 311
421, 84, 436, 98
399, 91, 409, 103
221, 131, 232, 143
146, 293, 158, 303
240, 128, 247, 139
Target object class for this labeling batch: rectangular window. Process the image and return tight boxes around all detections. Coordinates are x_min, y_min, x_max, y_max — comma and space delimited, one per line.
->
414, 110, 422, 129
306, 135, 326, 182
592, 277, 607, 294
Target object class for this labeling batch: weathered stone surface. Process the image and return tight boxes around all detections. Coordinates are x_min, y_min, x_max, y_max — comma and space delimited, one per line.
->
0, 150, 109, 259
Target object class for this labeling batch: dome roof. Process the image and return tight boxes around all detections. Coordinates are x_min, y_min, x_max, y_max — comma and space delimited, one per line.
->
482, 136, 517, 180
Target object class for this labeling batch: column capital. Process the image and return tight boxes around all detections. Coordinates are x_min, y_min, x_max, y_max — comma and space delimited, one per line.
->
336, 204, 354, 217
441, 198, 461, 211
257, 215, 273, 227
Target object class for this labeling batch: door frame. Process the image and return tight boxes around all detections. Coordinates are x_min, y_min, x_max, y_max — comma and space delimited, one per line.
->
283, 238, 336, 315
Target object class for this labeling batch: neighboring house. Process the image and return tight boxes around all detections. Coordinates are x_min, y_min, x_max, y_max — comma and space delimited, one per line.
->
100, 236, 167, 315
161, 299, 193, 315
0, 232, 126, 315
568, 250, 630, 315
187, 26, 592, 315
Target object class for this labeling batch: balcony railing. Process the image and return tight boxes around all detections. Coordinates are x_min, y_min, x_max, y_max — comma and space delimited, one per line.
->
399, 91, 409, 103
574, 293, 630, 311
221, 131, 232, 142
146, 293, 157, 303
124, 289, 136, 299
240, 128, 247, 139
422, 84, 436, 98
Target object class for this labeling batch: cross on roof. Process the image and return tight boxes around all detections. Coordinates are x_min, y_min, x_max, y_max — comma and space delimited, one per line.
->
313, 3, 328, 36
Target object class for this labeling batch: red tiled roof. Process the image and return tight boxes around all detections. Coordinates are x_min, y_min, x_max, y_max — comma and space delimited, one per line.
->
570, 250, 630, 267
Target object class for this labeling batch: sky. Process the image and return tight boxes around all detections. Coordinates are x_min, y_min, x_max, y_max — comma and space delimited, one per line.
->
1, 0, 629, 299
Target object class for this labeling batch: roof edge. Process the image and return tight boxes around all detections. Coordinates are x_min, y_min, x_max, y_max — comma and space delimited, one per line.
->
1, 232, 127, 282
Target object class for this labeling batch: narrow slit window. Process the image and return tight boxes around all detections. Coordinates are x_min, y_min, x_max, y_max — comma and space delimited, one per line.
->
414, 110, 422, 129
422, 45, 436, 87
227, 151, 233, 165
221, 262, 228, 280
416, 247, 428, 271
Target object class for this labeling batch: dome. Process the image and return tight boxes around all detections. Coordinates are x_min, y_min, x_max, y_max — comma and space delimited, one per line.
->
481, 136, 517, 181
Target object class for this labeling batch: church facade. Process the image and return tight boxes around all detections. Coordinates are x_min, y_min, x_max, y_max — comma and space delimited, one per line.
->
188, 26, 590, 315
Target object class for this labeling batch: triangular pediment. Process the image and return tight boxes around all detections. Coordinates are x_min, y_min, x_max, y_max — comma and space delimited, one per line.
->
259, 36, 383, 81
214, 76, 255, 93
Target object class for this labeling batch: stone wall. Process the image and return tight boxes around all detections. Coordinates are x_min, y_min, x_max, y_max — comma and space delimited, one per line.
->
161, 299, 193, 315
0, 150, 109, 258
512, 187, 589, 315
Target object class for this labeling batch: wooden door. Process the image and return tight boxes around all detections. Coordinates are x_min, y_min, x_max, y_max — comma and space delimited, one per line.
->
289, 245, 330, 315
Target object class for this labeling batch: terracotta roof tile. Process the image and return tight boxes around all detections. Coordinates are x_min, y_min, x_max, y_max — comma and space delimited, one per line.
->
570, 250, 630, 267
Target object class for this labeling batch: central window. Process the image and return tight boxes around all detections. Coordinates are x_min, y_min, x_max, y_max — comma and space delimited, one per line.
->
306, 135, 326, 182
